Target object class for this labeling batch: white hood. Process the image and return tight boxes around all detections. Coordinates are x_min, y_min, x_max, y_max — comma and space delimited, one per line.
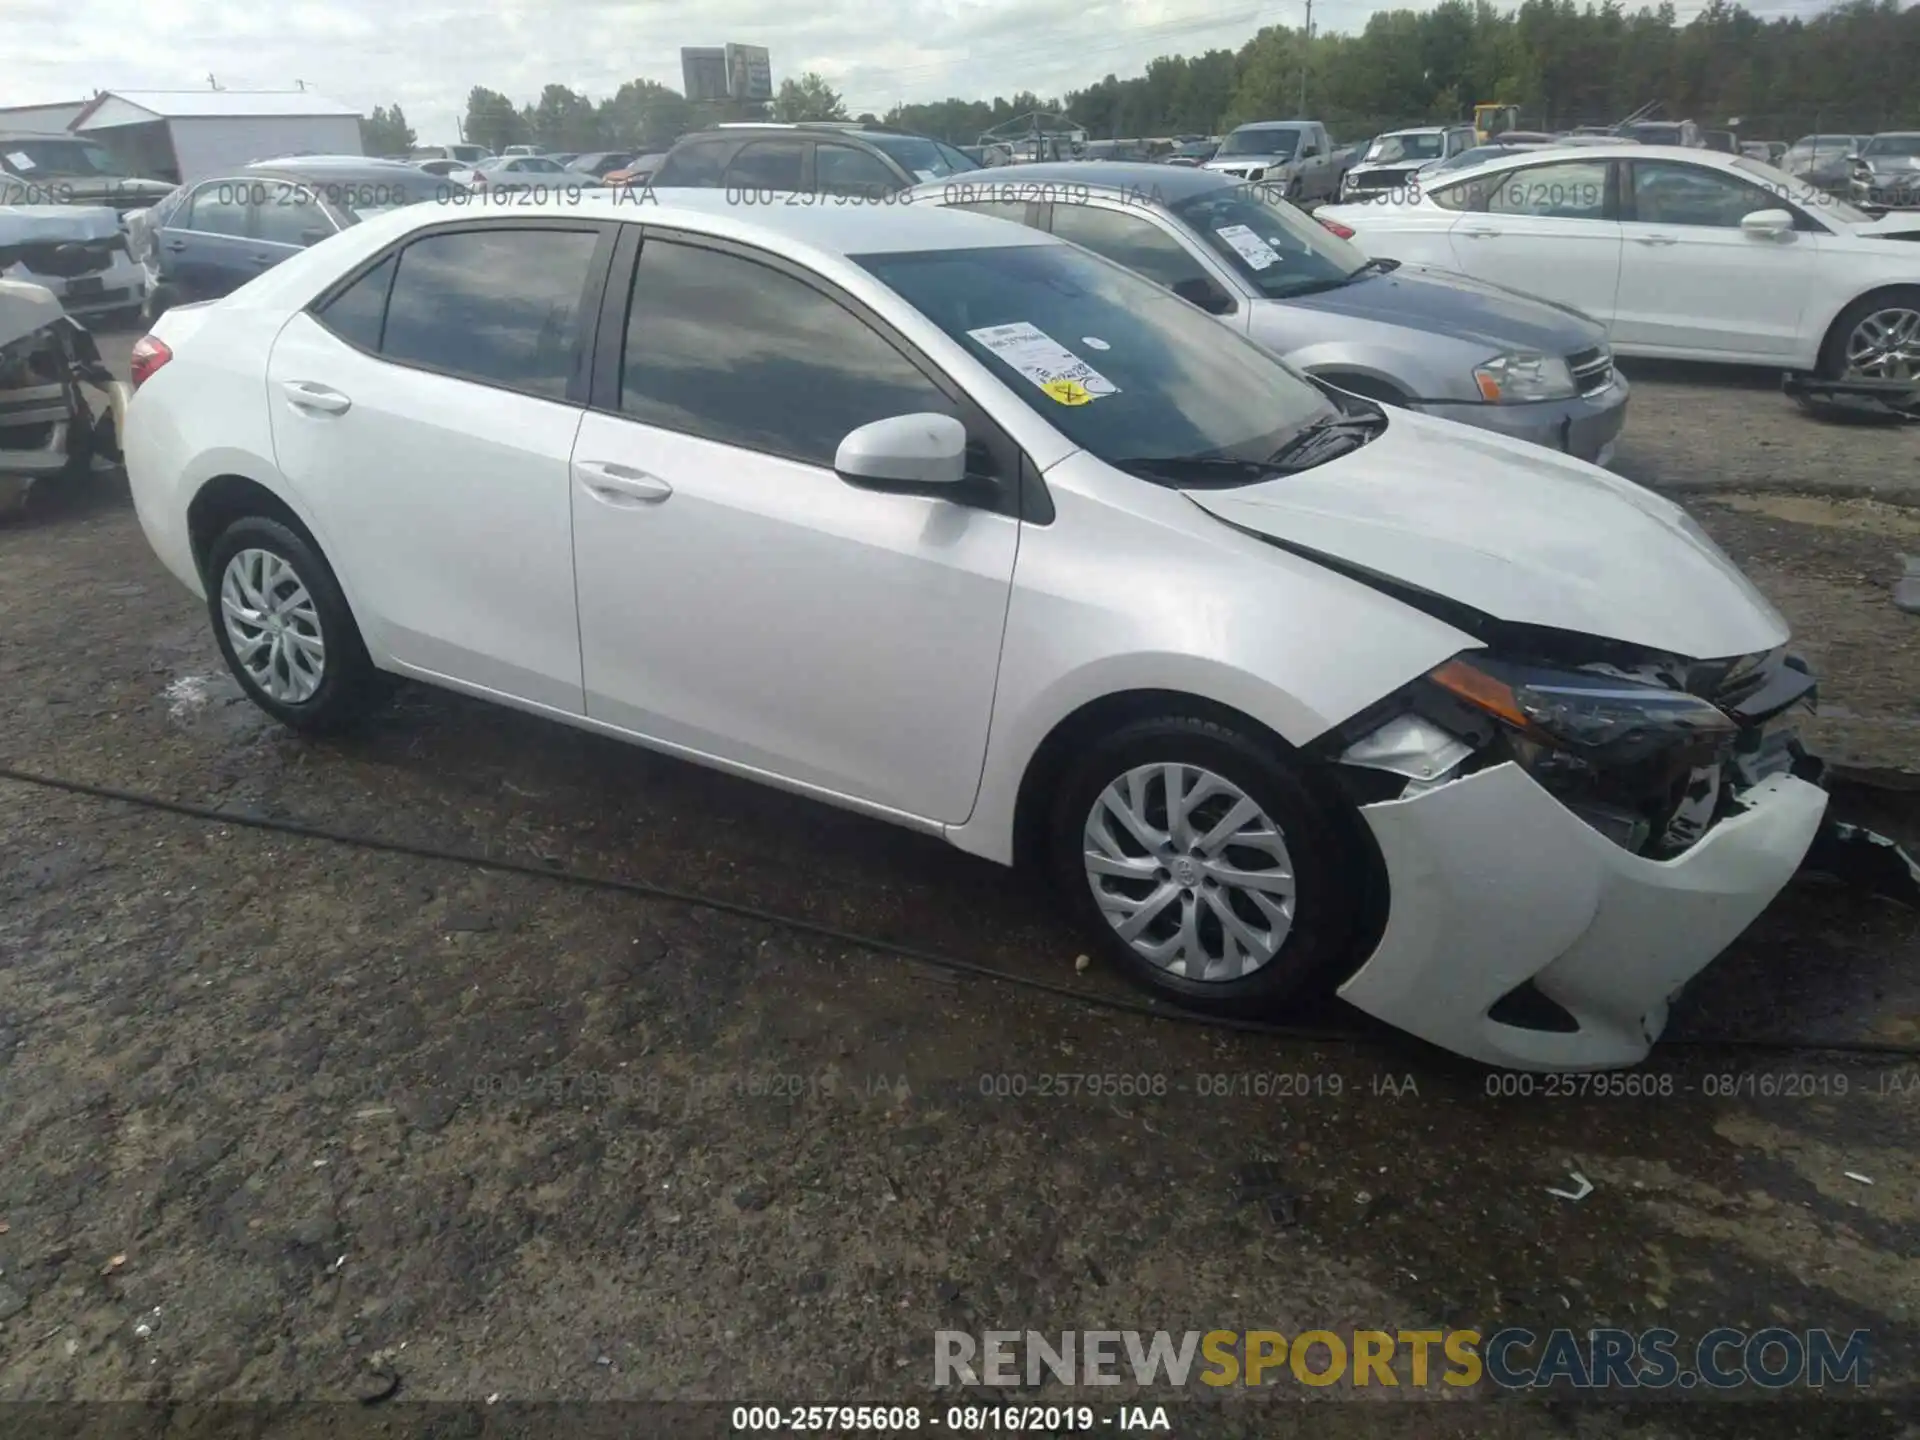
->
0, 203, 123, 246
1184, 409, 1790, 660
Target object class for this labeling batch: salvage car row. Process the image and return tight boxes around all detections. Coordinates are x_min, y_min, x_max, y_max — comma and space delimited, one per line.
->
8, 130, 1919, 1070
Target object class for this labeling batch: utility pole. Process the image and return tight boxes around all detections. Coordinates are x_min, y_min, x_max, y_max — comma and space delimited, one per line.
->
1299, 0, 1313, 115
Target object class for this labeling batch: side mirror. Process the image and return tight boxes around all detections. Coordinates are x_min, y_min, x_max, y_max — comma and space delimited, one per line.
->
1740, 208, 1794, 239
835, 413, 969, 494
299, 226, 332, 246
1172, 276, 1234, 315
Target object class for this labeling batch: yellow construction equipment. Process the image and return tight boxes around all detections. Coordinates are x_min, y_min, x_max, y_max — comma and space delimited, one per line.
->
1473, 103, 1521, 145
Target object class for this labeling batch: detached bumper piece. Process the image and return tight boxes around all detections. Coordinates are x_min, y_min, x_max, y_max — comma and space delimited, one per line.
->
1782, 372, 1919, 422
1798, 820, 1920, 911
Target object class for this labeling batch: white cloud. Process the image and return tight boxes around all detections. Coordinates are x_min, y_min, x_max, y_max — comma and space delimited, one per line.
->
1, 0, 1838, 145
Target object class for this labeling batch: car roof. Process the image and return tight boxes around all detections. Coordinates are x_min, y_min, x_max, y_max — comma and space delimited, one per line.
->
922, 161, 1231, 201
1378, 126, 1450, 136
1867, 131, 1920, 140
240, 159, 450, 185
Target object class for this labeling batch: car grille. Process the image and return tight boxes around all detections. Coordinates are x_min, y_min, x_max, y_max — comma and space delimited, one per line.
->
1567, 346, 1614, 396
1345, 168, 1416, 194
1213, 165, 1263, 180
12, 235, 125, 278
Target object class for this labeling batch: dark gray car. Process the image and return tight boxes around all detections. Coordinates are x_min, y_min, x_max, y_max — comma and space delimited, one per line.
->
907, 163, 1629, 464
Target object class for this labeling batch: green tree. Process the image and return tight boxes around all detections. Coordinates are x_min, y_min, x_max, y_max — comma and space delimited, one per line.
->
772, 72, 849, 123
462, 87, 525, 153
360, 103, 415, 156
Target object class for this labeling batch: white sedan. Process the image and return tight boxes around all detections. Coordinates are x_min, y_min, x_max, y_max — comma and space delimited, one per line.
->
1318, 144, 1920, 384
121, 190, 1828, 1070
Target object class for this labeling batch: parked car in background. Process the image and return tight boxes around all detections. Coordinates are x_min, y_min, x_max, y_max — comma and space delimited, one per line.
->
911, 163, 1627, 464
134, 157, 466, 320
1163, 139, 1219, 167
0, 194, 148, 325
549, 153, 581, 168
1416, 141, 1552, 179
458, 155, 577, 189
412, 158, 468, 178
566, 151, 637, 179
1781, 133, 1869, 194
1703, 130, 1738, 154
650, 123, 977, 197
500, 145, 546, 157
1317, 144, 1920, 389
1204, 121, 1346, 202
1340, 125, 1477, 200
410, 144, 492, 167
1619, 120, 1701, 147
0, 131, 178, 218
0, 274, 126, 517
121, 189, 1825, 1070
1849, 132, 1920, 210
602, 153, 669, 188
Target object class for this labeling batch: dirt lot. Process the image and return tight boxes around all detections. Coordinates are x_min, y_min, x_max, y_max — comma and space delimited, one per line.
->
1, 345, 1917, 1437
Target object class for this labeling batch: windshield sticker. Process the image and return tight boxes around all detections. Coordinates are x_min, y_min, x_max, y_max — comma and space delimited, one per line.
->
5, 153, 36, 172
1080, 336, 1111, 351
1215, 223, 1280, 270
965, 322, 1118, 402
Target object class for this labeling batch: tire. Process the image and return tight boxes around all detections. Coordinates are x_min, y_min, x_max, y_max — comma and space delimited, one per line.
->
1819, 286, 1920, 403
1046, 714, 1364, 1017
203, 515, 383, 734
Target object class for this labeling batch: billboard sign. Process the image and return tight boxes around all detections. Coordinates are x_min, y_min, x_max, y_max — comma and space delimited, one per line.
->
725, 44, 773, 103
681, 47, 728, 103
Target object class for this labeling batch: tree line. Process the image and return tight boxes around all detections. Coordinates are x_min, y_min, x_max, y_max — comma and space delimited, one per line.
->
360, 0, 1918, 157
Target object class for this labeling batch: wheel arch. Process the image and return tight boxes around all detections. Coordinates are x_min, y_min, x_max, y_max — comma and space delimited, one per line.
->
1815, 282, 1920, 375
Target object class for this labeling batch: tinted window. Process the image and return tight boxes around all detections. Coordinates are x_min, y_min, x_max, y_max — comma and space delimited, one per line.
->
860, 244, 1335, 476
1048, 204, 1213, 295
618, 240, 957, 467
380, 227, 599, 400
1218, 127, 1300, 159
864, 133, 973, 181
315, 253, 396, 349
725, 141, 805, 190
946, 200, 1035, 225
655, 139, 734, 186
1483, 160, 1609, 218
1630, 161, 1773, 227
186, 183, 250, 237
253, 183, 331, 246
816, 144, 899, 197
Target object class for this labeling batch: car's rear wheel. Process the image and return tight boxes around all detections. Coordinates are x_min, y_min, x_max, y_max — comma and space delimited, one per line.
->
1822, 287, 1920, 410
204, 515, 381, 733
1047, 714, 1364, 1016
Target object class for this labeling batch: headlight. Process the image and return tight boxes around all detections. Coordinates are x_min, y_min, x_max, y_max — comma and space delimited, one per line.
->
1428, 653, 1735, 769
1472, 351, 1577, 403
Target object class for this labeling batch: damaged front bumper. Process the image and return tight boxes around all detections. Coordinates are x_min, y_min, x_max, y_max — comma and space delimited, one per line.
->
1, 278, 125, 515
1337, 761, 1828, 1069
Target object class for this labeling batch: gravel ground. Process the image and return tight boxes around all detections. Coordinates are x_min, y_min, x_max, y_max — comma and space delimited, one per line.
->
0, 339, 1915, 1436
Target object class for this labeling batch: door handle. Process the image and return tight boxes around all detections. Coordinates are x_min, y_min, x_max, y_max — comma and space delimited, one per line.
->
163, 239, 187, 251
1633, 233, 1679, 246
575, 460, 673, 504
279, 380, 352, 415
248, 252, 275, 264
1458, 227, 1502, 239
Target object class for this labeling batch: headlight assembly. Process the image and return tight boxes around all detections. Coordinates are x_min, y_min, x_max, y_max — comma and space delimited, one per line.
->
1472, 351, 1577, 403
1427, 653, 1736, 769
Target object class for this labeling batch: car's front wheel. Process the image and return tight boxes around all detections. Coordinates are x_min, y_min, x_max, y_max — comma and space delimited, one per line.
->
204, 515, 382, 733
1822, 286, 1920, 408
1047, 714, 1364, 1016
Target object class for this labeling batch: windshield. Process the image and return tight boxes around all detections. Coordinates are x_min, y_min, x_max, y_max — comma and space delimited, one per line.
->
1218, 127, 1300, 159
1364, 133, 1445, 164
0, 139, 128, 178
857, 243, 1335, 477
1731, 156, 1872, 224
1863, 135, 1920, 159
866, 133, 977, 180
1171, 182, 1367, 298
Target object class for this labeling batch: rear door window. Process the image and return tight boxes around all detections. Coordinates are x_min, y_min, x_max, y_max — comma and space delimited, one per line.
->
724, 141, 806, 191
185, 182, 250, 237
377, 226, 601, 400
252, 183, 333, 247
816, 144, 899, 198
654, 139, 735, 187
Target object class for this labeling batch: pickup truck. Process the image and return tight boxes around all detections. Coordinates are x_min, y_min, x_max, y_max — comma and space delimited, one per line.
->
1201, 120, 1348, 202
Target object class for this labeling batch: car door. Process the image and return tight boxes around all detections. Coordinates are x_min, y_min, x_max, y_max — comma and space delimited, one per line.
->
163, 179, 259, 300
246, 180, 337, 276
1611, 158, 1821, 359
1439, 157, 1624, 325
264, 220, 615, 712
566, 230, 1022, 821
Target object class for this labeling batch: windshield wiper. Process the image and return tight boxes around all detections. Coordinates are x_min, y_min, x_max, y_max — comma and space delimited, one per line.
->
1264, 411, 1387, 471
1111, 455, 1285, 488
1347, 257, 1400, 280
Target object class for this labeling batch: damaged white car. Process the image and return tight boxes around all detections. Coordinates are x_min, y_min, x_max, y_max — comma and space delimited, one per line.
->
124, 195, 1848, 1068
0, 274, 127, 517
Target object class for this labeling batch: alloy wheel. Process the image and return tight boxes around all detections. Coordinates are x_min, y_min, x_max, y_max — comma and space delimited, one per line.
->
1082, 763, 1297, 982
220, 547, 327, 703
1845, 305, 1920, 386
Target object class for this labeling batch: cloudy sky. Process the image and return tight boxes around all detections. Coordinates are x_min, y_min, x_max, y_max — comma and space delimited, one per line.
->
5, 0, 1838, 145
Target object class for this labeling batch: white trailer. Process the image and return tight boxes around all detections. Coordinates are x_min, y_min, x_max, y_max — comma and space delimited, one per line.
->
68, 90, 363, 185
